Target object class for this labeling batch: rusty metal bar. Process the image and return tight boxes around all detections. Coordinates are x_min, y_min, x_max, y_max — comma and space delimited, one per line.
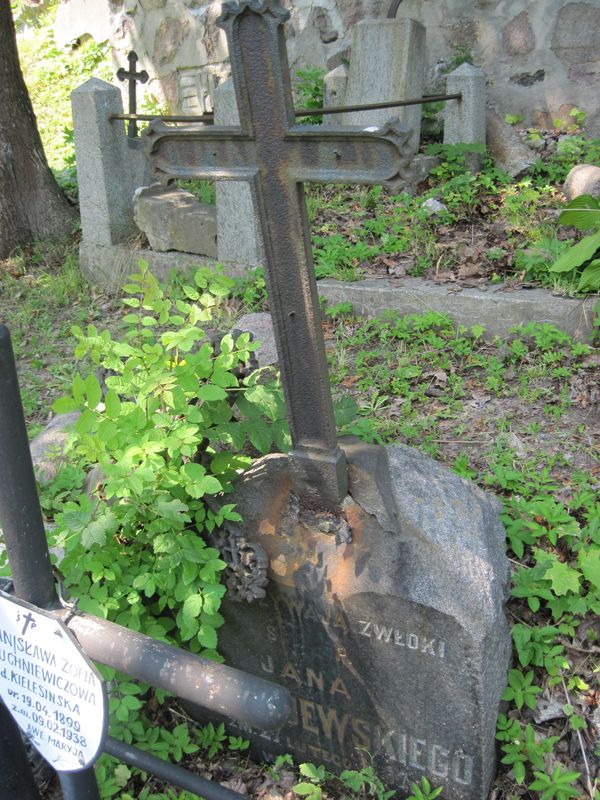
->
306, 92, 461, 116
387, 0, 404, 17
109, 92, 461, 125
54, 609, 292, 731
111, 112, 215, 123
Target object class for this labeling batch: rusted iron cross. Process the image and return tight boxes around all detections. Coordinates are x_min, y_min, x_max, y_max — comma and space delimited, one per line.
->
146, 0, 413, 510
117, 51, 149, 138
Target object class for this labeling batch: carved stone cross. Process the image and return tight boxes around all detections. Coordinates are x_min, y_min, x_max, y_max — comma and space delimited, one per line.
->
146, 0, 413, 509
117, 51, 149, 138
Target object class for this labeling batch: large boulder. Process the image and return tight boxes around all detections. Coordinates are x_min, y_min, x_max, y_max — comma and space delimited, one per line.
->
563, 164, 600, 201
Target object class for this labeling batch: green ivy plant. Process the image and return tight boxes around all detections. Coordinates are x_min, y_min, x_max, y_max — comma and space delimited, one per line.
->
293, 760, 397, 800
294, 65, 326, 124
496, 715, 560, 785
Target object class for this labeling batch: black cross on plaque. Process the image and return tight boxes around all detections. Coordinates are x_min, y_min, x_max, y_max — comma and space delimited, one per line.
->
117, 51, 149, 138
20, 611, 36, 636
146, 0, 414, 510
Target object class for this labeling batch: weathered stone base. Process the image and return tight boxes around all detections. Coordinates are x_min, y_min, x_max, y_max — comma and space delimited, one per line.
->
190, 442, 511, 800
78, 242, 221, 289
318, 277, 595, 341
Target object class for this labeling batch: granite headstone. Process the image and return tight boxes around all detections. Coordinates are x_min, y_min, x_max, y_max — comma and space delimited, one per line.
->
198, 441, 511, 800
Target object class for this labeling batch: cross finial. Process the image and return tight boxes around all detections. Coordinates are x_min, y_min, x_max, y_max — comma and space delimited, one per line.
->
117, 51, 149, 138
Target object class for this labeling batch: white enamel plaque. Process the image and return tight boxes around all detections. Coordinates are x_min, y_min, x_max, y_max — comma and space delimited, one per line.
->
0, 591, 107, 771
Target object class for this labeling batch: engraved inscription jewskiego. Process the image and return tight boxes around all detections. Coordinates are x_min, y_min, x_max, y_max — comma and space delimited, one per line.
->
243, 594, 471, 788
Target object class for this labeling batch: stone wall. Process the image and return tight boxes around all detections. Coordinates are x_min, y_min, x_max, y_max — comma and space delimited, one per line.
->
55, 0, 600, 135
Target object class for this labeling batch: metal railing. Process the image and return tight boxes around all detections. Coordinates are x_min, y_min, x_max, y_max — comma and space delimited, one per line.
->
109, 92, 462, 127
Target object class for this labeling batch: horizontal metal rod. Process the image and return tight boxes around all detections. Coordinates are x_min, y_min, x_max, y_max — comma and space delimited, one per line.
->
104, 736, 245, 800
305, 92, 461, 116
112, 112, 215, 123
55, 609, 291, 731
109, 92, 461, 125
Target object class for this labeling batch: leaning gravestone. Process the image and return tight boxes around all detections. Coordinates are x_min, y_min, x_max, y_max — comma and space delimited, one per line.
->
340, 19, 426, 153
145, 3, 511, 799
212, 442, 510, 800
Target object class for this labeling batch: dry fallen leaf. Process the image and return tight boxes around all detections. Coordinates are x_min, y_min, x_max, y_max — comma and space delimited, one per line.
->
458, 262, 484, 279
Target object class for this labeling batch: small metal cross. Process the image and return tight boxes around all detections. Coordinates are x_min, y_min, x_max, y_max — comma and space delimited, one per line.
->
146, 0, 414, 510
117, 51, 149, 138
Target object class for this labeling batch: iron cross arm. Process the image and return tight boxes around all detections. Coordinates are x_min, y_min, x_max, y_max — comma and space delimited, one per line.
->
146, 120, 414, 189
145, 0, 415, 511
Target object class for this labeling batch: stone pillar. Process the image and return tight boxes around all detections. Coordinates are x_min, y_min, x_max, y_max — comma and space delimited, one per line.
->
342, 19, 426, 153
71, 78, 138, 246
323, 65, 348, 127
444, 64, 486, 172
214, 79, 264, 273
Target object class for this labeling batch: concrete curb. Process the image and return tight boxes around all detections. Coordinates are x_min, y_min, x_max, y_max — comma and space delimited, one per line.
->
78, 242, 597, 341
318, 277, 597, 341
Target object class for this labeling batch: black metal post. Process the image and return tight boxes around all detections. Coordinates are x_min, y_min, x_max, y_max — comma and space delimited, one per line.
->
59, 771, 101, 800
0, 324, 101, 799
0, 703, 42, 800
105, 737, 245, 800
0, 324, 56, 609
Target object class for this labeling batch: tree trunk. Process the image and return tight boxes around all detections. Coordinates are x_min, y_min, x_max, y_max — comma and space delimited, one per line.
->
0, 3, 76, 259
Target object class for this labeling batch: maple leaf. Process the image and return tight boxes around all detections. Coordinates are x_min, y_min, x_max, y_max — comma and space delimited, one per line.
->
544, 560, 581, 596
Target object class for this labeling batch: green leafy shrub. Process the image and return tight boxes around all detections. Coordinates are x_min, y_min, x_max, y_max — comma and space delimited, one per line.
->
532, 137, 600, 185
48, 262, 288, 656
293, 760, 396, 800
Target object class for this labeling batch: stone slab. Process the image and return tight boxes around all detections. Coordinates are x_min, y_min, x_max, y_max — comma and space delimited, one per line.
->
485, 106, 536, 178
342, 19, 426, 153
232, 313, 278, 368
133, 184, 218, 257
192, 441, 510, 800
30, 413, 81, 484
323, 65, 348, 127
214, 79, 265, 269
78, 242, 221, 289
317, 277, 595, 341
